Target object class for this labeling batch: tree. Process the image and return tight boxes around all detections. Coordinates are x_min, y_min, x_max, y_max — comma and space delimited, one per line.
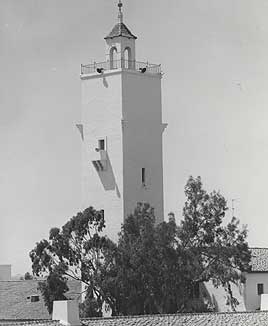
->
178, 176, 251, 311
79, 290, 102, 318
29, 177, 251, 315
29, 207, 117, 316
111, 203, 184, 315
38, 271, 69, 314
111, 178, 251, 314
24, 272, 33, 280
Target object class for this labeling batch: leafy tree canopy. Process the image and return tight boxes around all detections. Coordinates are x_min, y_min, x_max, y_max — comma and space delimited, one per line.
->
24, 272, 33, 280
30, 207, 116, 315
178, 176, 251, 310
30, 177, 251, 316
111, 203, 184, 315
112, 177, 250, 313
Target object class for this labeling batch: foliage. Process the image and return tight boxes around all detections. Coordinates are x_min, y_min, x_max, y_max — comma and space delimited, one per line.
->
111, 177, 251, 314
29, 177, 251, 315
24, 272, 33, 280
38, 272, 69, 314
112, 203, 159, 314
178, 176, 251, 311
29, 207, 116, 316
79, 291, 102, 318
111, 203, 184, 314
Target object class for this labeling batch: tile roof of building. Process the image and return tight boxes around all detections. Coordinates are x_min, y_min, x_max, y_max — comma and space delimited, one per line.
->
0, 321, 58, 326
82, 311, 268, 326
0, 279, 81, 320
250, 248, 268, 272
0, 321, 57, 326
105, 23, 137, 39
2, 311, 268, 326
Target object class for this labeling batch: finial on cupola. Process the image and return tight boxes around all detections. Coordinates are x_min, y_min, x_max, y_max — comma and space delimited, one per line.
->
118, 0, 123, 24
104, 0, 137, 40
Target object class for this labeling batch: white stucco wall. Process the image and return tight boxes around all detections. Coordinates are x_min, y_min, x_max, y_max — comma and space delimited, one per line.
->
81, 68, 165, 239
244, 273, 268, 311
0, 265, 11, 280
204, 280, 245, 312
52, 300, 80, 326
81, 71, 123, 241
122, 70, 164, 223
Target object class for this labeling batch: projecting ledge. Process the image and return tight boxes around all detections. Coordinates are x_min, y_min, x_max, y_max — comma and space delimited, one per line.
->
162, 123, 168, 133
80, 68, 123, 80
80, 68, 162, 80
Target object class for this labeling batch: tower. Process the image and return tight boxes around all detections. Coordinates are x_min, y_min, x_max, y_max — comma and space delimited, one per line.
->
79, 1, 167, 239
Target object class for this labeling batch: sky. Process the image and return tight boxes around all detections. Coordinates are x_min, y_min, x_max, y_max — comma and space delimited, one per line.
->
1, 0, 268, 275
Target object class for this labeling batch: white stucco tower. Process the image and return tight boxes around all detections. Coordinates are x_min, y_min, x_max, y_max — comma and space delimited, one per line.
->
79, 1, 166, 239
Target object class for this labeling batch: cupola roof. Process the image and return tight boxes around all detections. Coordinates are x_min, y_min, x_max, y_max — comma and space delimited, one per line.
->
105, 22, 137, 40
105, 0, 137, 40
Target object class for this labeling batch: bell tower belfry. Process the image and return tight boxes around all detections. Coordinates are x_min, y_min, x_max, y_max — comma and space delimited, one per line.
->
105, 1, 136, 69
79, 1, 166, 240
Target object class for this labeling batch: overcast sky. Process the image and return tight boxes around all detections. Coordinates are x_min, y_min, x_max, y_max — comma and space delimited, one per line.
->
1, 0, 268, 275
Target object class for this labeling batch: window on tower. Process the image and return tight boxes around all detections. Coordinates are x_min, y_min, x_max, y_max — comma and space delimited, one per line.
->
98, 139, 105, 150
124, 47, 132, 69
141, 168, 146, 185
110, 47, 117, 69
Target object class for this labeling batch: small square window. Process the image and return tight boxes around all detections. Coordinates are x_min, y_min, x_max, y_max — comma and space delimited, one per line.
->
98, 139, 105, 150
257, 283, 264, 295
30, 295, 40, 302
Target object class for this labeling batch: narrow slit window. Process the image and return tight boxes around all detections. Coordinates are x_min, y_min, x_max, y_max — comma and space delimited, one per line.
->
98, 139, 105, 150
257, 283, 264, 295
142, 168, 145, 185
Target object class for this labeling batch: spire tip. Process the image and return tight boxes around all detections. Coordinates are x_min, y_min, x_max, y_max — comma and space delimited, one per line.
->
118, 0, 123, 23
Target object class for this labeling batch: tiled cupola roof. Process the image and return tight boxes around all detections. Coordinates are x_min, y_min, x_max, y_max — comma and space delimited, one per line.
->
105, 1, 137, 40
250, 248, 268, 272
104, 22, 137, 40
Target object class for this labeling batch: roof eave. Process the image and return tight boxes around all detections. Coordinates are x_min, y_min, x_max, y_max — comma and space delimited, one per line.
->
104, 34, 137, 40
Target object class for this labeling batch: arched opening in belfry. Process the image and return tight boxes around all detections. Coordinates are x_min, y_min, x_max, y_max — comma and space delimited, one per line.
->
124, 47, 132, 69
110, 47, 117, 69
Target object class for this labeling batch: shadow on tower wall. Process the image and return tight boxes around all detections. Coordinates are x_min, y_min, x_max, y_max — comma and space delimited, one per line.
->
94, 153, 121, 198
